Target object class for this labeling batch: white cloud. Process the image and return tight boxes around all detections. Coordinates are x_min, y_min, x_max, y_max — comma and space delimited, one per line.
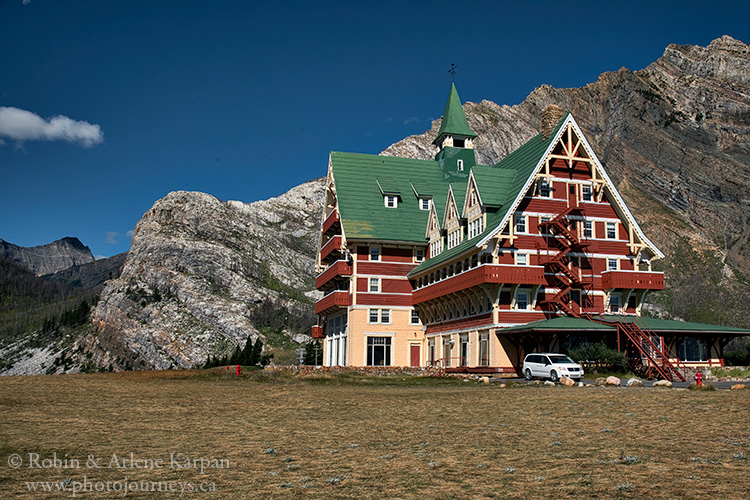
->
126, 230, 134, 238
23, 0, 31, 4
403, 117, 420, 125
105, 231, 119, 244
0, 106, 103, 147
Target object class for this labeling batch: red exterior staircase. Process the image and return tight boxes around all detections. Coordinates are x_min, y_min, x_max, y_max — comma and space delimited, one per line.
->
538, 206, 591, 318
587, 314, 687, 382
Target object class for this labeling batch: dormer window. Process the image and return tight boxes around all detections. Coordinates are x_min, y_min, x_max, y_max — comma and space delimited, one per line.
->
419, 198, 430, 210
384, 195, 398, 208
457, 159, 464, 171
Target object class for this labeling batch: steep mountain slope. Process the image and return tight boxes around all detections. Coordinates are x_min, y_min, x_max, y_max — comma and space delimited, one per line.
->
0, 237, 95, 276
0, 252, 127, 374
85, 180, 324, 370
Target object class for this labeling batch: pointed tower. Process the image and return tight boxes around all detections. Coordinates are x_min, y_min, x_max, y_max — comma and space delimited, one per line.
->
434, 83, 477, 178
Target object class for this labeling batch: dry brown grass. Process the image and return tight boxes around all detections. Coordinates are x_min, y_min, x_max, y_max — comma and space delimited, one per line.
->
1, 370, 749, 499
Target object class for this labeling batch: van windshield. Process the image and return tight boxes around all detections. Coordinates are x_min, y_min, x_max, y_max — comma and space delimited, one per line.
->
548, 355, 576, 364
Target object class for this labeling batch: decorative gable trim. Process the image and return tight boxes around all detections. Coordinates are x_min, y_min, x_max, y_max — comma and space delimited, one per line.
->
476, 114, 663, 259
461, 171, 483, 218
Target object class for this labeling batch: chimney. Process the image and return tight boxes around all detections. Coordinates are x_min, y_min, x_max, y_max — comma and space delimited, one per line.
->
541, 105, 565, 140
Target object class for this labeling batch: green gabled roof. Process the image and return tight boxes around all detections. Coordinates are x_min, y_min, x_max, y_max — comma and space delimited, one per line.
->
471, 166, 517, 206
408, 209, 505, 277
499, 317, 616, 333
433, 83, 477, 145
448, 181, 468, 222
408, 114, 569, 276
332, 152, 447, 242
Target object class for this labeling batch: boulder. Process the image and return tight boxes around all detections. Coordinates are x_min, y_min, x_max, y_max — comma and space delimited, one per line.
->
479, 376, 490, 384
653, 380, 673, 388
544, 381, 556, 387
731, 384, 746, 390
627, 378, 644, 387
595, 377, 607, 387
559, 376, 575, 386
605, 376, 621, 386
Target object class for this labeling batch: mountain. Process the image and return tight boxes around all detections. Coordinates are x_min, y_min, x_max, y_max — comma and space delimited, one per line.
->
0, 252, 127, 375
0, 237, 95, 276
5, 36, 748, 374
84, 182, 324, 371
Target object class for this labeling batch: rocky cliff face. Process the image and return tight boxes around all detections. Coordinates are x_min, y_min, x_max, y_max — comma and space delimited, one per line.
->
0, 237, 95, 276
86, 180, 324, 370
384, 36, 750, 280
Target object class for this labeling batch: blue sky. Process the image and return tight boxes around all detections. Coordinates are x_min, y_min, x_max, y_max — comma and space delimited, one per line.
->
1, 1, 749, 259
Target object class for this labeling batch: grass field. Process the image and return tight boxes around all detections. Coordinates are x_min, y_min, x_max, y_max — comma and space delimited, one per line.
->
1, 369, 749, 499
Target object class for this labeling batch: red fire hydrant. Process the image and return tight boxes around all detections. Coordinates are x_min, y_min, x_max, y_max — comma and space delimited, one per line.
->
236, 364, 241, 376
694, 371, 703, 386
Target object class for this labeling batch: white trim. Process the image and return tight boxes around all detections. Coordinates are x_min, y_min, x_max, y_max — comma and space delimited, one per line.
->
476, 115, 664, 259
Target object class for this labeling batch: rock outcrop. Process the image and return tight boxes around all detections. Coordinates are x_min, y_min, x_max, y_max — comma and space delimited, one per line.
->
0, 237, 94, 276
86, 180, 325, 370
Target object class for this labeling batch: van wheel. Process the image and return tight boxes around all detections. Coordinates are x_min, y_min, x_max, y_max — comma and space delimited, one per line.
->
549, 370, 559, 382
525, 369, 533, 381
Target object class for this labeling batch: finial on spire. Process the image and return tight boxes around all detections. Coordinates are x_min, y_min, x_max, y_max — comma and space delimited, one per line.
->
448, 62, 457, 82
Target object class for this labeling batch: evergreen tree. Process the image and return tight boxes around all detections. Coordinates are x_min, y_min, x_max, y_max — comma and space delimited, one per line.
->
303, 340, 322, 365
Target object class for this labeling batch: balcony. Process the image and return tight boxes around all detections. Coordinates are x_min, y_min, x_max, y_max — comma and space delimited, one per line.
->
413, 264, 545, 304
321, 210, 340, 235
311, 325, 325, 339
601, 270, 664, 290
314, 290, 352, 315
315, 260, 353, 290
319, 235, 343, 262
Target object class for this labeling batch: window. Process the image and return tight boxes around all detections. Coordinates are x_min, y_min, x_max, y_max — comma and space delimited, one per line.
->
448, 229, 461, 249
454, 138, 465, 148
430, 239, 442, 258
539, 217, 550, 234
606, 222, 617, 239
539, 179, 551, 198
516, 253, 528, 266
443, 336, 453, 368
369, 277, 380, 292
410, 309, 420, 324
468, 217, 484, 239
367, 337, 391, 366
582, 184, 593, 202
415, 249, 424, 262
607, 258, 618, 271
384, 195, 398, 208
678, 338, 708, 362
370, 247, 380, 261
609, 294, 621, 313
369, 309, 379, 323
516, 291, 530, 310
420, 198, 430, 210
427, 338, 436, 365
479, 332, 489, 366
457, 159, 464, 171
459, 334, 469, 367
380, 309, 390, 323
514, 214, 527, 234
583, 220, 593, 238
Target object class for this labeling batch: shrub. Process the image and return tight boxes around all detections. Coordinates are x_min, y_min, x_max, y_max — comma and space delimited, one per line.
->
568, 343, 628, 372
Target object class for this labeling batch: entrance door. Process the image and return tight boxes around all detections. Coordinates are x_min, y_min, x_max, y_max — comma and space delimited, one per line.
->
410, 344, 421, 367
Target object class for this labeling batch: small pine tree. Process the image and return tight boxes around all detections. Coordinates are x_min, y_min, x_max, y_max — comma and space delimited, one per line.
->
239, 336, 255, 365
303, 340, 322, 365
229, 345, 241, 365
250, 338, 264, 366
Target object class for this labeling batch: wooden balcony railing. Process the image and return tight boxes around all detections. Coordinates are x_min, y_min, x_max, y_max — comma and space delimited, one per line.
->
314, 290, 351, 315
315, 260, 353, 289
320, 235, 343, 262
601, 270, 664, 290
413, 264, 545, 304
321, 210, 340, 235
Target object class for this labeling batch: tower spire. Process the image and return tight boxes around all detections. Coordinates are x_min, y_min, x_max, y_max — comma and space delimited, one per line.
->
432, 82, 477, 147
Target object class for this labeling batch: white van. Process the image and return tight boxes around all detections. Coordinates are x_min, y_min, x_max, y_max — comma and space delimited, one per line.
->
523, 353, 584, 382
